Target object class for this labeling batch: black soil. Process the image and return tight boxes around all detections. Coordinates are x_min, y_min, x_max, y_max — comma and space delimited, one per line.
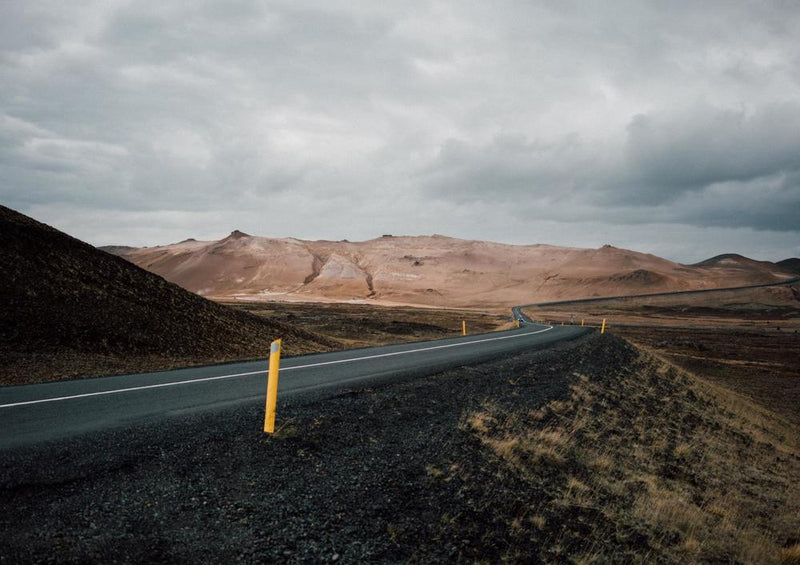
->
0, 334, 650, 564
0, 205, 338, 385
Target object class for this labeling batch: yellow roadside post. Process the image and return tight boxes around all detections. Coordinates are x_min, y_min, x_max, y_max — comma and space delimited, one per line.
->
601, 319, 607, 334
516, 319, 520, 328
462, 320, 466, 336
581, 319, 585, 326
263, 339, 282, 434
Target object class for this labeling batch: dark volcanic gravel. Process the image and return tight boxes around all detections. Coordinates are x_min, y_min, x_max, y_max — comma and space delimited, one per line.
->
1, 334, 633, 564
0, 204, 337, 385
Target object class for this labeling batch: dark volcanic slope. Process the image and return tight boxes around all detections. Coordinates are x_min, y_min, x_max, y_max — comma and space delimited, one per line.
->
0, 205, 337, 385
778, 257, 800, 274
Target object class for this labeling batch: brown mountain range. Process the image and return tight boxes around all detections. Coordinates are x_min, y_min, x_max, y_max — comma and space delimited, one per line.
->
105, 232, 798, 309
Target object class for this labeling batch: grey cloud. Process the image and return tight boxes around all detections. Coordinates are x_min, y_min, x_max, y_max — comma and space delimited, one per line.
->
2, 1, 800, 262
419, 134, 612, 202
622, 103, 800, 203
668, 171, 800, 232
1, 2, 428, 214
417, 101, 800, 233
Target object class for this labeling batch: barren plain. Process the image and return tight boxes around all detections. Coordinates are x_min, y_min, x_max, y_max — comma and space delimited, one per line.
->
523, 283, 800, 427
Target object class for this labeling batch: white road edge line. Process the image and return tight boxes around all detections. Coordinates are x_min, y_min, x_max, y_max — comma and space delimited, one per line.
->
0, 326, 554, 409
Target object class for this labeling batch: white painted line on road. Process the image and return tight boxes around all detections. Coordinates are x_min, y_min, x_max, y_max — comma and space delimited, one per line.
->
0, 370, 268, 409
282, 326, 553, 371
0, 326, 554, 409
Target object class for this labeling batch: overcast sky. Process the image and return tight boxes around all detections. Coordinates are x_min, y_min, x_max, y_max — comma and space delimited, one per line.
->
2, 1, 799, 263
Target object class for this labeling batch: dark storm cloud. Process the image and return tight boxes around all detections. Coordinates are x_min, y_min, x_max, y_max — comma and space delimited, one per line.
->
418, 101, 800, 232
667, 170, 800, 232
419, 134, 601, 200
622, 103, 800, 205
1, 1, 799, 260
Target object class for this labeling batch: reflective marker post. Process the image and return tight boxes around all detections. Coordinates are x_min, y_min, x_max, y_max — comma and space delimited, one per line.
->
263, 339, 282, 434
462, 321, 466, 336
601, 319, 607, 334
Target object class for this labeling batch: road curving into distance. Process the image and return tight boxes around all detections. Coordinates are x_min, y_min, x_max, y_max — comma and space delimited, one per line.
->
0, 309, 589, 450
520, 276, 800, 309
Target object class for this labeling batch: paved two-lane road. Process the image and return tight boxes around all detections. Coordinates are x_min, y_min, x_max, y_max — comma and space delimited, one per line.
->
0, 318, 589, 450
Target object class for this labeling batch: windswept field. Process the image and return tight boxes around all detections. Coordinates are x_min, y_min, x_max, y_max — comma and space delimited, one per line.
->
525, 283, 800, 330
462, 335, 800, 564
523, 283, 800, 427
223, 301, 512, 348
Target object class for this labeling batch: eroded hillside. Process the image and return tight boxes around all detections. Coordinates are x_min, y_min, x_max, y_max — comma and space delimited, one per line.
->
108, 234, 798, 308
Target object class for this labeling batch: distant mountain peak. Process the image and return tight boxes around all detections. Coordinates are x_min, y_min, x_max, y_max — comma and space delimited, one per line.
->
227, 230, 250, 239
692, 253, 755, 267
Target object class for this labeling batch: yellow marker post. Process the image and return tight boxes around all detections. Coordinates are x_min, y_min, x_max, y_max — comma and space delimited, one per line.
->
516, 319, 520, 328
263, 339, 282, 434
462, 320, 466, 336
581, 319, 585, 326
600, 319, 607, 334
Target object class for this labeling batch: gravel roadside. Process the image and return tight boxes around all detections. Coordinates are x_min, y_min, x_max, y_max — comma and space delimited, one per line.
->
1, 334, 627, 563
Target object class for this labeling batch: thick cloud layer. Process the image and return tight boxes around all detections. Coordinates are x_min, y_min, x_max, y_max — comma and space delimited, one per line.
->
1, 1, 798, 262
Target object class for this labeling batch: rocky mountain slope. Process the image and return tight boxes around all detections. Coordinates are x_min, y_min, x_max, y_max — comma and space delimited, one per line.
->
106, 233, 798, 308
0, 206, 337, 385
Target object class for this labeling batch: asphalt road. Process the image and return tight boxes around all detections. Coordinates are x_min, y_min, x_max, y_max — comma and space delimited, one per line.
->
523, 276, 800, 308
0, 318, 589, 450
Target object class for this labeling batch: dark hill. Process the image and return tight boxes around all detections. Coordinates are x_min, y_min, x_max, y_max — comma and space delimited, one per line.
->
777, 257, 800, 275
691, 253, 767, 267
0, 205, 337, 385
692, 253, 798, 279
98, 245, 137, 256
608, 268, 668, 286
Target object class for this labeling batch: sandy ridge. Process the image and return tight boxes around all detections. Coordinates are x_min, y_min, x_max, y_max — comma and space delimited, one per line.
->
107, 233, 797, 309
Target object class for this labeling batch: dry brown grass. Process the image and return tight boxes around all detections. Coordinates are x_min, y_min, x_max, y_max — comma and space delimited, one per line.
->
227, 300, 510, 349
463, 409, 571, 469
463, 344, 800, 564
779, 544, 800, 565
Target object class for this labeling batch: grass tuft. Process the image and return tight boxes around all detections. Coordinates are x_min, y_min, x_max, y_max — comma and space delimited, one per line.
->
462, 341, 800, 563
779, 544, 800, 565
